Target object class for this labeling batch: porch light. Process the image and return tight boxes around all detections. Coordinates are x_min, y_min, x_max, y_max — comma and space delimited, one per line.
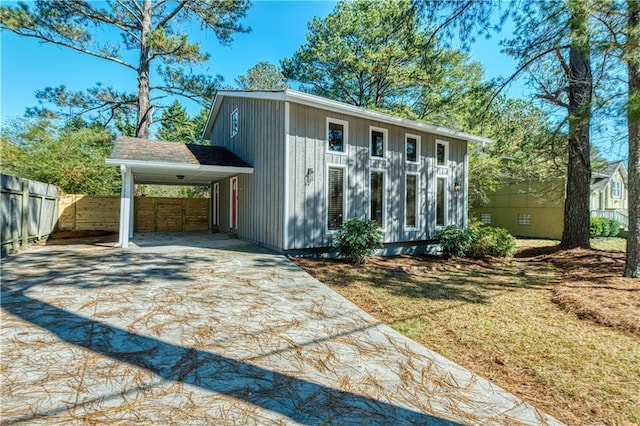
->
453, 182, 462, 192
304, 168, 315, 186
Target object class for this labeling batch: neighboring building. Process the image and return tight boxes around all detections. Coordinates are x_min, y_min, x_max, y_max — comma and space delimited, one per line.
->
471, 161, 629, 240
108, 89, 491, 251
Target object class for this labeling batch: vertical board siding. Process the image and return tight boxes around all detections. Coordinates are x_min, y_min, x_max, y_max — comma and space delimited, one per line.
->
287, 103, 467, 250
210, 98, 285, 249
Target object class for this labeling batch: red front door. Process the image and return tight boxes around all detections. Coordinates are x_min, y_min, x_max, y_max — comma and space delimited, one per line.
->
231, 177, 237, 229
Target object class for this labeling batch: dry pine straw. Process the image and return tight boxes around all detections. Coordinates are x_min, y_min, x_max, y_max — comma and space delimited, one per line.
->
293, 244, 640, 426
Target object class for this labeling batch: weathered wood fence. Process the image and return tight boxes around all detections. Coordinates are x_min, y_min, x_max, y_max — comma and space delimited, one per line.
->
1, 174, 59, 251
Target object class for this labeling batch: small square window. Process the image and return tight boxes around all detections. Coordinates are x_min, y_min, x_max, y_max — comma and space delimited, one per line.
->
326, 118, 348, 154
406, 134, 420, 163
517, 213, 532, 226
480, 213, 492, 225
230, 109, 238, 138
370, 127, 387, 158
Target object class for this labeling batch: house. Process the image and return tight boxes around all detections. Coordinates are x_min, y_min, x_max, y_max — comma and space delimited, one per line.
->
471, 161, 629, 240
108, 89, 491, 252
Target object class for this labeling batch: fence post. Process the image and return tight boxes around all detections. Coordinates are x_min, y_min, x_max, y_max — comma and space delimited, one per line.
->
21, 181, 29, 249
12, 196, 19, 252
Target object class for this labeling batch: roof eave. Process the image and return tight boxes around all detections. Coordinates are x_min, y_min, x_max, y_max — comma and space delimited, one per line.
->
105, 158, 254, 174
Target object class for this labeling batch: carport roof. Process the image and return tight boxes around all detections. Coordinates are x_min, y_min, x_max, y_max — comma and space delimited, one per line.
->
106, 137, 253, 185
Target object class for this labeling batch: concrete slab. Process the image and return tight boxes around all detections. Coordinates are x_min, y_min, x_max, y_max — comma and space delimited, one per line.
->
1, 233, 562, 425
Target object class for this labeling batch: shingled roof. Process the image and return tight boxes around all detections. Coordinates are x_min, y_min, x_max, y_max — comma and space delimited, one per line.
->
109, 137, 252, 168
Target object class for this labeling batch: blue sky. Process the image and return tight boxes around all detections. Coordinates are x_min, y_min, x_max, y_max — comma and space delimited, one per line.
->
0, 1, 627, 159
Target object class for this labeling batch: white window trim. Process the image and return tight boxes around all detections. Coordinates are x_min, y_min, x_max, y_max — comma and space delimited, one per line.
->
369, 126, 388, 159
405, 172, 420, 230
435, 139, 449, 167
326, 117, 349, 155
611, 180, 622, 199
517, 213, 532, 226
435, 176, 448, 229
405, 133, 421, 164
326, 163, 347, 235
230, 108, 238, 138
369, 168, 387, 231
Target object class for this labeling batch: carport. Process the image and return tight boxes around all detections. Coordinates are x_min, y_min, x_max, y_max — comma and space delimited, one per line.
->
106, 137, 253, 248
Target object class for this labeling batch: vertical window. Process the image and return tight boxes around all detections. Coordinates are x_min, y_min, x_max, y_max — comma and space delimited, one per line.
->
436, 140, 448, 166
212, 183, 219, 226
517, 213, 532, 226
370, 171, 385, 228
370, 127, 387, 158
436, 177, 447, 227
611, 180, 622, 198
406, 174, 418, 228
480, 212, 492, 225
230, 108, 238, 138
406, 134, 420, 163
327, 167, 345, 231
327, 118, 348, 153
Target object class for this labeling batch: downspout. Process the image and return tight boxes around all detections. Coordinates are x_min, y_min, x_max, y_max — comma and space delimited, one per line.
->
463, 153, 469, 227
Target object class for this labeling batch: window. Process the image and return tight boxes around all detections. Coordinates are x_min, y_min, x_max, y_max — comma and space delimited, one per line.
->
327, 166, 345, 231
517, 213, 532, 226
212, 183, 219, 226
230, 108, 238, 138
436, 140, 448, 166
370, 126, 387, 158
327, 118, 348, 153
436, 177, 447, 227
611, 180, 622, 198
370, 170, 385, 228
406, 174, 418, 228
406, 134, 420, 163
480, 212, 492, 225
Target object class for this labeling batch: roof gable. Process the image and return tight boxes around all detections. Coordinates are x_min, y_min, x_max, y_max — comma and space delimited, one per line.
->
202, 89, 492, 145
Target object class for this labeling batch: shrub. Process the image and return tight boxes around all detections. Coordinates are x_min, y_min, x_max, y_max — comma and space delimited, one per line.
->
590, 217, 604, 238
608, 219, 620, 237
434, 226, 476, 258
469, 227, 516, 258
332, 218, 383, 264
590, 217, 621, 237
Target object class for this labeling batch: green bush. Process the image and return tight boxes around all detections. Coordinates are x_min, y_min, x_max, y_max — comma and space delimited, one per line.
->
434, 226, 476, 258
469, 227, 516, 258
608, 219, 620, 237
590, 217, 620, 237
332, 218, 383, 264
590, 217, 604, 238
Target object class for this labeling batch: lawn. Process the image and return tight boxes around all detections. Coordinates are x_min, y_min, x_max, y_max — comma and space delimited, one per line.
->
293, 239, 640, 425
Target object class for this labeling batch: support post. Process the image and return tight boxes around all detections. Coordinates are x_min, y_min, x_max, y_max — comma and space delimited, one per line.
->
21, 181, 28, 249
118, 165, 133, 248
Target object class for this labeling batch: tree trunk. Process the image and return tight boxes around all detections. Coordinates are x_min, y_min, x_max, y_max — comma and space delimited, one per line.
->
561, 1, 592, 249
136, 0, 152, 139
625, 0, 640, 278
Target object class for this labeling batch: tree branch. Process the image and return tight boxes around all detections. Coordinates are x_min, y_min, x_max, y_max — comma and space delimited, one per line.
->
156, 1, 187, 29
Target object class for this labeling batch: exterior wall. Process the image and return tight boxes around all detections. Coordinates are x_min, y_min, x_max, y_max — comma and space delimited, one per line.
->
285, 103, 467, 250
471, 179, 565, 240
209, 98, 285, 249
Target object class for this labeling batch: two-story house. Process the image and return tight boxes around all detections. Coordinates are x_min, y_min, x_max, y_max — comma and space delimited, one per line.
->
108, 90, 491, 252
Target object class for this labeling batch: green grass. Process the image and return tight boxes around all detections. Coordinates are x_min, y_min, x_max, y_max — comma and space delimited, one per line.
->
591, 237, 627, 252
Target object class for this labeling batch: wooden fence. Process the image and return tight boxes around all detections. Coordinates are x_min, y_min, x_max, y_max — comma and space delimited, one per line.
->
58, 195, 210, 233
1, 174, 59, 251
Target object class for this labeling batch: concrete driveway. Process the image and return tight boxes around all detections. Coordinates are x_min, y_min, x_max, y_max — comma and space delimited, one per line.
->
1, 233, 561, 425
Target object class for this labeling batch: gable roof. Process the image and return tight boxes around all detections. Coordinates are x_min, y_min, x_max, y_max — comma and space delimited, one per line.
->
202, 89, 493, 145
106, 137, 253, 185
591, 160, 627, 192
